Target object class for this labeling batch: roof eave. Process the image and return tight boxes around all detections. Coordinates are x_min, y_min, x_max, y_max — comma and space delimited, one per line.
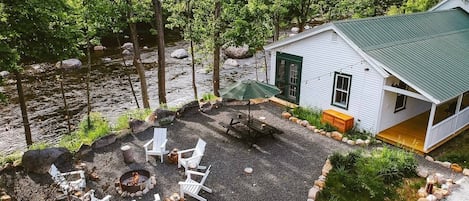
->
428, 0, 450, 11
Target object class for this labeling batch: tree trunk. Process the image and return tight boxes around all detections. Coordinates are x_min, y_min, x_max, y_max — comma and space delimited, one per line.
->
213, 0, 221, 97
59, 62, 72, 135
86, 39, 92, 129
263, 50, 269, 83
127, 0, 150, 108
152, 0, 167, 104
188, 0, 198, 100
190, 39, 198, 100
273, 13, 280, 41
15, 71, 32, 146
117, 36, 140, 109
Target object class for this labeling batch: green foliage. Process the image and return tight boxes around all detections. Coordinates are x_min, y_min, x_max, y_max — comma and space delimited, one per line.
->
318, 147, 417, 201
114, 108, 153, 131
345, 125, 373, 140
0, 151, 23, 166
202, 93, 218, 102
291, 106, 321, 124
28, 142, 51, 150
59, 112, 110, 152
438, 152, 469, 169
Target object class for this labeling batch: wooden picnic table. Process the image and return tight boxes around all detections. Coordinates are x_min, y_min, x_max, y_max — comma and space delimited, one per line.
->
220, 113, 283, 145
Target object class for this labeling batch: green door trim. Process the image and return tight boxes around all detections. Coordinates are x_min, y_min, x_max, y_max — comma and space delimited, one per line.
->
275, 52, 302, 104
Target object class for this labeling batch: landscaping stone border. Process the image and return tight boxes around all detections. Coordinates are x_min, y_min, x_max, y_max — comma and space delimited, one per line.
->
281, 111, 373, 147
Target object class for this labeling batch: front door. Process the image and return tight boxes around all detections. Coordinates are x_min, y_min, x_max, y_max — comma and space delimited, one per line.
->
275, 52, 302, 104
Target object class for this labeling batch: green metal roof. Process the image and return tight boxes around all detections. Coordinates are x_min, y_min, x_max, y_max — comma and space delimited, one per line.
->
334, 8, 469, 103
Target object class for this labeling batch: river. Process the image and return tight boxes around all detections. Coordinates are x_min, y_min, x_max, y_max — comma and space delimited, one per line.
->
0, 41, 268, 155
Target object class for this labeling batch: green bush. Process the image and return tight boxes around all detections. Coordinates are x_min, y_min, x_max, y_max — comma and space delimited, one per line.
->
59, 112, 111, 152
0, 151, 23, 166
291, 106, 324, 127
114, 108, 152, 131
28, 142, 51, 150
345, 126, 373, 141
437, 152, 469, 169
318, 147, 417, 201
202, 93, 217, 102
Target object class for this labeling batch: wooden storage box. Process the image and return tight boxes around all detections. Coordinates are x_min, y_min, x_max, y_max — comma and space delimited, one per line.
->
322, 109, 354, 133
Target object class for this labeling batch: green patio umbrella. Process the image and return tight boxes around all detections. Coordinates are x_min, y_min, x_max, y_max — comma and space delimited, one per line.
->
219, 79, 281, 121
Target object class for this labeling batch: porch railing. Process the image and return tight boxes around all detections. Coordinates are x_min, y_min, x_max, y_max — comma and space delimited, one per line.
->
425, 107, 469, 151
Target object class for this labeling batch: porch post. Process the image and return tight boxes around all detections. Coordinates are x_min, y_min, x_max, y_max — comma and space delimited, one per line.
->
456, 94, 463, 113
424, 103, 437, 152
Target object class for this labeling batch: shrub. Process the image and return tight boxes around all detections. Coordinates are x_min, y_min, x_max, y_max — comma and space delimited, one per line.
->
345, 125, 373, 140
28, 142, 51, 150
59, 112, 111, 152
291, 106, 324, 128
318, 147, 417, 201
114, 108, 152, 131
202, 93, 217, 102
437, 152, 469, 169
0, 151, 23, 166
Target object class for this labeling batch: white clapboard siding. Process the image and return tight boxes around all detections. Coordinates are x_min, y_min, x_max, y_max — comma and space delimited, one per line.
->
269, 30, 384, 133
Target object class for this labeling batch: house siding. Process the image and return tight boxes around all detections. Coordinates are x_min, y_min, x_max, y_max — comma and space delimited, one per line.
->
431, 0, 469, 13
269, 30, 384, 133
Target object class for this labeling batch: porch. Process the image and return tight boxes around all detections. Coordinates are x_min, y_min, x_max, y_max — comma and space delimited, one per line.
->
377, 103, 469, 154
377, 111, 428, 154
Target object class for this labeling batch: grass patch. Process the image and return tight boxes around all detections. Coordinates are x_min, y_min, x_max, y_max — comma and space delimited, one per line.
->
396, 177, 426, 201
28, 142, 51, 150
344, 126, 373, 141
317, 147, 417, 201
430, 129, 469, 168
201, 92, 218, 102
0, 151, 23, 166
59, 112, 111, 152
290, 106, 329, 129
113, 108, 153, 131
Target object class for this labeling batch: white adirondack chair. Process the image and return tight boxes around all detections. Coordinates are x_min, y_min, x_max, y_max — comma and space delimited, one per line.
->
178, 138, 206, 171
144, 127, 169, 163
83, 189, 112, 201
179, 165, 212, 201
48, 164, 86, 195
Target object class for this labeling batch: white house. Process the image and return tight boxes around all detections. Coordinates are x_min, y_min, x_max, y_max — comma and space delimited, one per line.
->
264, 8, 469, 153
429, 0, 469, 12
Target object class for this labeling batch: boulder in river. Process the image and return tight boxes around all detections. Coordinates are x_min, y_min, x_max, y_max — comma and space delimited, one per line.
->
121, 42, 134, 50
22, 147, 73, 174
170, 49, 189, 59
93, 45, 107, 51
224, 45, 252, 59
0, 71, 9, 78
56, 58, 82, 69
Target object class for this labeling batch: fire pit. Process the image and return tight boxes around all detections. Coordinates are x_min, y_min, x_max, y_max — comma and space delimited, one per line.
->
117, 169, 156, 197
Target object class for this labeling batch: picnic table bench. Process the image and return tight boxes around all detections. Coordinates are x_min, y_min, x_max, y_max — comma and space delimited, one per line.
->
219, 113, 283, 144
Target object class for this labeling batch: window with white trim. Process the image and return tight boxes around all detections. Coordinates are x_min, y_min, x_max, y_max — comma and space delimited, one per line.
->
394, 80, 407, 112
332, 72, 351, 109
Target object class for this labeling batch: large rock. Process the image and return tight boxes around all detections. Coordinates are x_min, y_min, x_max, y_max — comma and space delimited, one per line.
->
22, 147, 73, 174
224, 45, 252, 59
0, 71, 10, 78
170, 49, 189, 59
176, 100, 200, 117
93, 45, 107, 51
156, 108, 177, 125
224, 59, 239, 67
291, 27, 300, 33
56, 59, 82, 69
129, 119, 151, 134
121, 42, 134, 50
91, 134, 116, 149
450, 163, 463, 173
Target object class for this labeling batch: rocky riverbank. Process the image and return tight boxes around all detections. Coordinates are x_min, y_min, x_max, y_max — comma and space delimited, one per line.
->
0, 41, 270, 155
